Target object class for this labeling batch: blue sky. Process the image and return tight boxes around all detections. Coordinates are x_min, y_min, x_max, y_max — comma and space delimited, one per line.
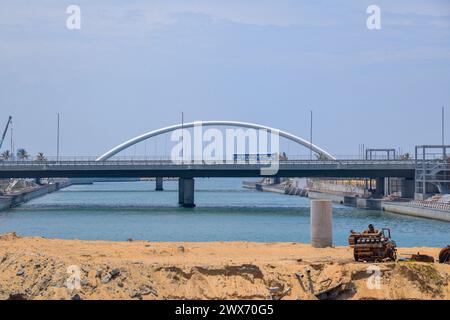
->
0, 0, 449, 157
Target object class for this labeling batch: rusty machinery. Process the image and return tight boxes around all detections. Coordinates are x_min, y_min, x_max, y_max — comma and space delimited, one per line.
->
349, 225, 397, 262
439, 246, 450, 264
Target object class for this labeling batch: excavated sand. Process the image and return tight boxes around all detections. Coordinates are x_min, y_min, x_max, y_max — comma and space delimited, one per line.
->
0, 232, 448, 300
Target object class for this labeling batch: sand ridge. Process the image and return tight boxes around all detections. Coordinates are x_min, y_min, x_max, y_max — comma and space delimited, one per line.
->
0, 233, 449, 300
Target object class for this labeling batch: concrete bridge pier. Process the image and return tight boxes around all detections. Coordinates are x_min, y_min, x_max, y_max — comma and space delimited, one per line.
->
155, 177, 164, 191
178, 178, 184, 205
178, 178, 195, 208
401, 178, 415, 199
310, 199, 333, 248
375, 177, 385, 197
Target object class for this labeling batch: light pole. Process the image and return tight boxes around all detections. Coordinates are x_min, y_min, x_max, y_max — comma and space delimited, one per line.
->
442, 106, 446, 160
56, 113, 60, 162
442, 106, 445, 146
310, 110, 313, 160
181, 112, 184, 161
10, 120, 13, 160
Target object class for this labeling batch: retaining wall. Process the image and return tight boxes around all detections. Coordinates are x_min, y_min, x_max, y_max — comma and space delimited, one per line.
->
382, 202, 450, 222
0, 196, 12, 210
307, 191, 345, 204
1, 180, 71, 211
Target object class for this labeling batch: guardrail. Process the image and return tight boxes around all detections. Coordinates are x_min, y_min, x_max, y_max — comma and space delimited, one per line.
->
0, 159, 417, 167
405, 200, 450, 212
0, 154, 420, 162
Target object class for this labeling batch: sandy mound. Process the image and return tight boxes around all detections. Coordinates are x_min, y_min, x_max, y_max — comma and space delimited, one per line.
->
0, 234, 448, 300
0, 232, 20, 241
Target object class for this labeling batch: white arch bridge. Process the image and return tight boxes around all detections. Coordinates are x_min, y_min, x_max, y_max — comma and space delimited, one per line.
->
96, 120, 336, 161
0, 121, 417, 207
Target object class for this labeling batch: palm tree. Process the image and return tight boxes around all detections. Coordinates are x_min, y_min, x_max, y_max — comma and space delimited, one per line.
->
16, 148, 29, 160
35, 152, 47, 162
399, 153, 411, 160
1, 150, 11, 160
315, 153, 329, 160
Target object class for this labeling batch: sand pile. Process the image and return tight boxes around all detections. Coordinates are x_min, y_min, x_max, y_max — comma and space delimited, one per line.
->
0, 233, 448, 300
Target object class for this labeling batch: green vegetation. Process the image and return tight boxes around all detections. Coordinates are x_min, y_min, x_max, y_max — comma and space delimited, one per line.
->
399, 153, 411, 160
315, 153, 329, 160
1, 150, 11, 160
35, 152, 47, 162
16, 148, 29, 160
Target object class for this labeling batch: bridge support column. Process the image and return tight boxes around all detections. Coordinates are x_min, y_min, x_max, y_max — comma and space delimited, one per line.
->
310, 199, 333, 248
178, 178, 184, 205
155, 177, 164, 191
178, 178, 195, 208
375, 177, 385, 197
400, 178, 415, 199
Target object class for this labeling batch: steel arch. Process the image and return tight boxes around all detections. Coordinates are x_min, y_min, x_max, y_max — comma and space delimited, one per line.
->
96, 120, 335, 161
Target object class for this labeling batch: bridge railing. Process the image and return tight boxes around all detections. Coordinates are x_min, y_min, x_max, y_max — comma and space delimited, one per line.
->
0, 159, 417, 167
0, 154, 413, 162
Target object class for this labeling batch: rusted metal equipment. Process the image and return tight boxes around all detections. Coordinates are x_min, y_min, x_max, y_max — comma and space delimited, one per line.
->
439, 246, 450, 264
411, 253, 434, 263
348, 225, 397, 262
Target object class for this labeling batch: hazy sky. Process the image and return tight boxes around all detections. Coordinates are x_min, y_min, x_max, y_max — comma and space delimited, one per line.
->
1, 0, 449, 158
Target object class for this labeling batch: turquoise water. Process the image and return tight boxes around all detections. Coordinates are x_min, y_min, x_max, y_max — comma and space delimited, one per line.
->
0, 179, 448, 247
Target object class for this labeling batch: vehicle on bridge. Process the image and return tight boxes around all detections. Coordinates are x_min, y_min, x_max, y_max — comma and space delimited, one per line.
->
233, 153, 276, 162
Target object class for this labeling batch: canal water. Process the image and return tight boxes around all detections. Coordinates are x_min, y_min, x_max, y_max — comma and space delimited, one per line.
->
0, 179, 448, 247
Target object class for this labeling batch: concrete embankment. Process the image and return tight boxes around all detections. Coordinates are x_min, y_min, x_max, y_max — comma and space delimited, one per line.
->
249, 183, 285, 194
306, 190, 450, 221
243, 181, 450, 221
0, 196, 12, 210
0, 177, 174, 211
243, 181, 307, 196
0, 180, 72, 211
306, 190, 346, 204
299, 190, 386, 211
382, 202, 450, 222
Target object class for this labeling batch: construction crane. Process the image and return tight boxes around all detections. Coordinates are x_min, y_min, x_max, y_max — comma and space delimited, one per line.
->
0, 116, 12, 152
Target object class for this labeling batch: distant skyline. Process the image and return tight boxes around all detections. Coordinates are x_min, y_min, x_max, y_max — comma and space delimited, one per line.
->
1, 0, 449, 157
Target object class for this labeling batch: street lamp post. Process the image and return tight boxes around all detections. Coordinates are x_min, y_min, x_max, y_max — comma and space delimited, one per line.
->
10, 121, 13, 160
442, 106, 445, 147
181, 112, 184, 162
56, 113, 60, 162
442, 106, 446, 160
310, 110, 313, 161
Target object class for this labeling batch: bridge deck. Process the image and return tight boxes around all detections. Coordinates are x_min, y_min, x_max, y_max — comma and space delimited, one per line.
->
0, 160, 416, 179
